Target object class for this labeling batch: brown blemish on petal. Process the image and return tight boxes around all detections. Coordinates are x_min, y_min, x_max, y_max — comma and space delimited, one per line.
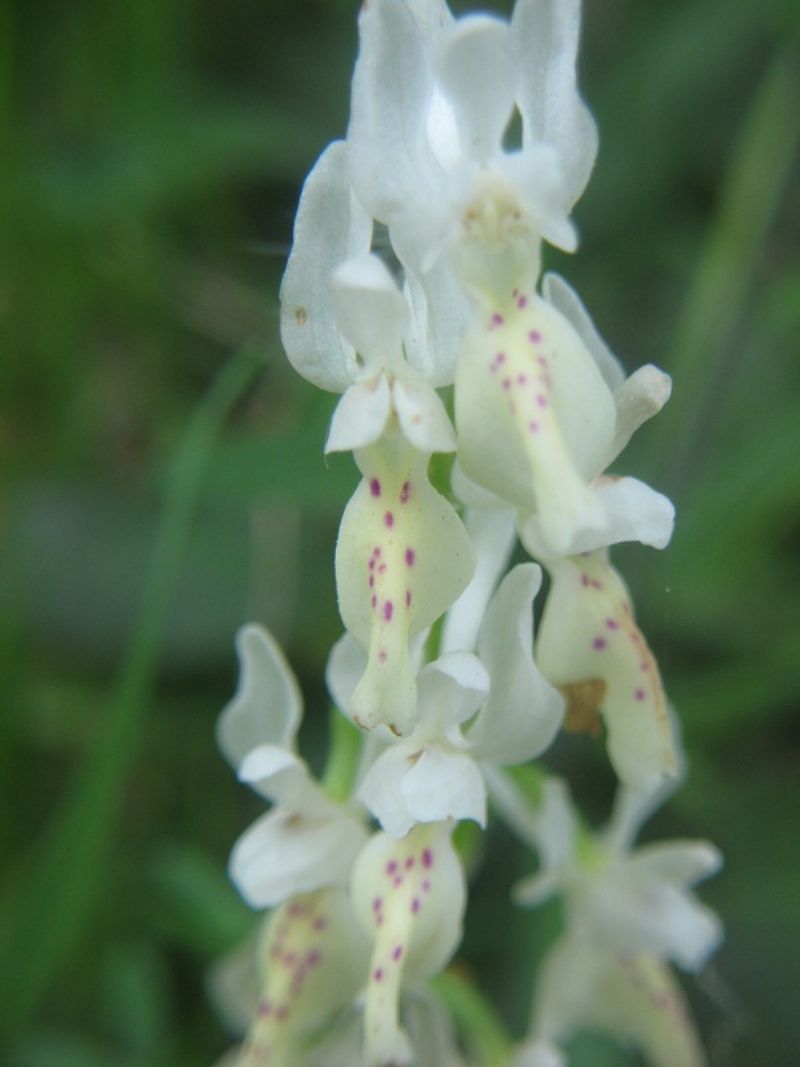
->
294, 307, 308, 325
560, 679, 607, 737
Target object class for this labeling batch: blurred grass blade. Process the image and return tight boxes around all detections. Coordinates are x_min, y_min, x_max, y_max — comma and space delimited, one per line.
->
643, 48, 800, 486
0, 345, 261, 1037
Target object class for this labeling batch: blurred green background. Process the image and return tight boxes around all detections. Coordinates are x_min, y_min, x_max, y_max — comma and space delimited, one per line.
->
1, 0, 798, 1064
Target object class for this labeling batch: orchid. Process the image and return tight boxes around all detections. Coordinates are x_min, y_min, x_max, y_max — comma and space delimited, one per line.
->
335, 427, 475, 736
350, 822, 466, 1067
530, 546, 678, 790
280, 141, 462, 452
348, 0, 597, 282
456, 271, 675, 558
514, 779, 722, 1066
210, 2, 727, 1064
218, 625, 368, 907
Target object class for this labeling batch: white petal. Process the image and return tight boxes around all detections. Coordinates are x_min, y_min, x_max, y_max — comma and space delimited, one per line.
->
393, 375, 457, 453
589, 878, 723, 972
403, 239, 470, 387
513, 778, 578, 902
336, 436, 474, 735
326, 631, 368, 718
440, 506, 518, 655
592, 476, 675, 550
417, 651, 490, 732
325, 376, 392, 453
455, 292, 616, 555
511, 0, 598, 211
627, 841, 724, 888
244, 889, 370, 1060
606, 364, 672, 466
535, 552, 678, 789
237, 743, 307, 804
330, 254, 409, 373
351, 824, 465, 1067
348, 0, 443, 228
403, 747, 487, 828
437, 17, 515, 163
470, 563, 564, 764
217, 624, 302, 771
230, 806, 367, 908
522, 476, 675, 556
541, 272, 624, 390
280, 141, 372, 392
207, 930, 260, 1037
583, 951, 707, 1066
358, 743, 418, 839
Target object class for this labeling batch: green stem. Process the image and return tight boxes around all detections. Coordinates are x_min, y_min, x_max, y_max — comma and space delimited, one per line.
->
0, 345, 261, 1037
321, 708, 363, 803
432, 968, 512, 1067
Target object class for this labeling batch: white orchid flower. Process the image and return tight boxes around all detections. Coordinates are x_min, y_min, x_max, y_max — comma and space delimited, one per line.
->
456, 271, 674, 558
513, 779, 722, 1067
529, 544, 678, 790
350, 822, 466, 1067
348, 0, 597, 285
335, 427, 475, 736
280, 141, 462, 450
331, 563, 563, 836
218, 625, 368, 908
224, 888, 370, 1067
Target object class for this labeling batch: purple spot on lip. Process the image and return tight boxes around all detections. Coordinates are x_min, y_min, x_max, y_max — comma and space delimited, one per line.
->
528, 329, 542, 343
421, 848, 433, 869
536, 394, 548, 408
411, 898, 420, 913
528, 420, 540, 433
384, 511, 394, 528
386, 861, 397, 875
634, 688, 646, 701
313, 917, 327, 931
393, 874, 403, 886
384, 601, 394, 621
422, 879, 431, 892
405, 548, 415, 566
605, 618, 619, 630
517, 295, 528, 309
369, 478, 381, 497
373, 968, 384, 982
392, 945, 403, 961
373, 897, 382, 912
580, 574, 590, 587
593, 637, 607, 650
400, 481, 410, 503
405, 590, 412, 607
405, 857, 415, 869
490, 313, 504, 328
517, 373, 527, 384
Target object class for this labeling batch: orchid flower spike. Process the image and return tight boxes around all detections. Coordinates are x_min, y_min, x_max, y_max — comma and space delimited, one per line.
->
514, 779, 723, 1067
218, 625, 368, 907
